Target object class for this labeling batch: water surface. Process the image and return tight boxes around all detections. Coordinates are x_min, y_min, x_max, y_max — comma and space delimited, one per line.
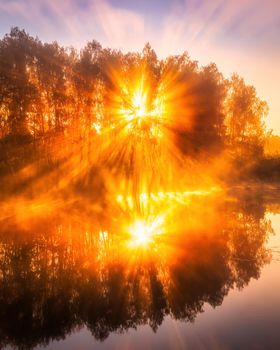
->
1, 189, 280, 350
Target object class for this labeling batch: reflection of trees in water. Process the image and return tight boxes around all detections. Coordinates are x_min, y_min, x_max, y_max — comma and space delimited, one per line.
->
0, 198, 273, 349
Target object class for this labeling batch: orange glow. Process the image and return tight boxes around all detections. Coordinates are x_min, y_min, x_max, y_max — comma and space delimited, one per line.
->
115, 75, 165, 137
97, 64, 207, 209
0, 55, 228, 258
0, 30, 276, 347
129, 220, 151, 246
131, 88, 147, 118
128, 216, 165, 248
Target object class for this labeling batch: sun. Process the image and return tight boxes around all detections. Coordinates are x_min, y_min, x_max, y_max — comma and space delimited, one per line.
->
128, 216, 165, 248
122, 86, 148, 124
109, 71, 167, 138
132, 89, 147, 118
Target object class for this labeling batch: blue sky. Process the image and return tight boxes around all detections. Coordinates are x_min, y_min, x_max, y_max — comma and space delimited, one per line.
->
0, 0, 279, 133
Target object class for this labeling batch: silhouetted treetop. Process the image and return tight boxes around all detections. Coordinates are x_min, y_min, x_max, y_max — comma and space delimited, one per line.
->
0, 28, 268, 150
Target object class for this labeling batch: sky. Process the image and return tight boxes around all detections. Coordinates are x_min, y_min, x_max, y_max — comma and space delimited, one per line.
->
0, 0, 279, 133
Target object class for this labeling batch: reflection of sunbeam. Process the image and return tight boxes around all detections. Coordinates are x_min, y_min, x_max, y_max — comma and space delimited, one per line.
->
116, 187, 221, 212
128, 216, 165, 248
0, 189, 274, 347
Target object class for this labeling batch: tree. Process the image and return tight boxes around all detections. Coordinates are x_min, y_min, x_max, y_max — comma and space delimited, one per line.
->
224, 74, 269, 158
0, 28, 38, 136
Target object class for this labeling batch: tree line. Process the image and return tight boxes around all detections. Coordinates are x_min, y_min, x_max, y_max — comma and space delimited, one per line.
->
0, 27, 269, 176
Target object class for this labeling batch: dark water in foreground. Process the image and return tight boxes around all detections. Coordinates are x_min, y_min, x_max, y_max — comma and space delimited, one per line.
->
1, 189, 280, 350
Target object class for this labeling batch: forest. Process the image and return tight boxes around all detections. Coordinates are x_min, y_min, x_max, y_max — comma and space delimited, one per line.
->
0, 27, 278, 200
0, 27, 279, 349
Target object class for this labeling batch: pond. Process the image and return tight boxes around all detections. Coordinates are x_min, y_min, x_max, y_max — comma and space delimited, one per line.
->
1, 187, 280, 350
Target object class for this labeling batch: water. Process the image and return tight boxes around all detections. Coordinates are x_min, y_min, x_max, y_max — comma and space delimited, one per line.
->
1, 188, 280, 350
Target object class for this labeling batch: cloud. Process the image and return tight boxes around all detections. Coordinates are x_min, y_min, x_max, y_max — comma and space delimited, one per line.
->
0, 0, 146, 49
153, 0, 280, 133
91, 1, 145, 50
159, 0, 280, 56
2, 0, 278, 53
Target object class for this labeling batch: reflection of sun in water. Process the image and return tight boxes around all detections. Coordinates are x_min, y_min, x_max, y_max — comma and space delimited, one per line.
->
128, 217, 164, 248
130, 220, 151, 246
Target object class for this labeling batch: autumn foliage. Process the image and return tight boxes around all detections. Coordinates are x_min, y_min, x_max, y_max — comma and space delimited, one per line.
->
0, 28, 269, 181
